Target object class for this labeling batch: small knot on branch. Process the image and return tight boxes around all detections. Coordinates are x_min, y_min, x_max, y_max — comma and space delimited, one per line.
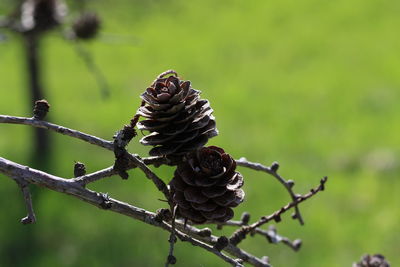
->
270, 162, 279, 172
198, 227, 212, 237
98, 192, 112, 209
240, 212, 251, 225
33, 99, 50, 120
113, 151, 130, 179
167, 255, 177, 265
229, 227, 249, 246
154, 208, 172, 223
235, 258, 244, 265
293, 239, 302, 251
74, 161, 86, 177
320, 176, 328, 191
261, 256, 270, 265
16, 181, 36, 224
286, 180, 295, 188
113, 125, 138, 179
214, 236, 229, 251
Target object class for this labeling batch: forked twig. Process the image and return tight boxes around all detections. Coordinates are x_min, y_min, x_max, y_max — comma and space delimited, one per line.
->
236, 157, 305, 225
229, 177, 327, 246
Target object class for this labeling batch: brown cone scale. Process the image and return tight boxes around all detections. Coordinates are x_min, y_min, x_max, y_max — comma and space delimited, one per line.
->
137, 71, 218, 158
169, 146, 245, 224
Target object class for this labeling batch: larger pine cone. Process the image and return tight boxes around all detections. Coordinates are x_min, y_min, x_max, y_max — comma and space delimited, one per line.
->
137, 71, 218, 158
169, 146, 244, 224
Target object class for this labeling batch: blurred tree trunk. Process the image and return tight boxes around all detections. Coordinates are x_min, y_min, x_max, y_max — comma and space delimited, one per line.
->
24, 33, 51, 170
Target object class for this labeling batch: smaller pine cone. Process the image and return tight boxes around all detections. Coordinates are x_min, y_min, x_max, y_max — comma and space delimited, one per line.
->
72, 12, 100, 40
137, 71, 218, 158
169, 146, 244, 224
353, 254, 390, 267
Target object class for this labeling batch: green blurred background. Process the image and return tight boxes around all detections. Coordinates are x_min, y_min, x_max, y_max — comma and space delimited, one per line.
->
1, 0, 400, 266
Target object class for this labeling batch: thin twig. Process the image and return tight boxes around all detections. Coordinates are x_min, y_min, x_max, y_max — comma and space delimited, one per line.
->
165, 206, 177, 267
73, 166, 116, 186
16, 181, 37, 224
236, 157, 304, 225
229, 177, 328, 246
0, 115, 114, 150
125, 153, 170, 201
217, 220, 301, 252
257, 225, 302, 252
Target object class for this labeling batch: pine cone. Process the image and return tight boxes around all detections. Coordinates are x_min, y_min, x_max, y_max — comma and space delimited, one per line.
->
72, 12, 100, 40
353, 254, 390, 267
169, 146, 244, 224
137, 70, 218, 158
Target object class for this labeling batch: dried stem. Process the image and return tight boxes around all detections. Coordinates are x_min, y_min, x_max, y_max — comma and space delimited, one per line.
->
165, 206, 177, 267
16, 181, 37, 224
126, 153, 170, 201
236, 157, 305, 225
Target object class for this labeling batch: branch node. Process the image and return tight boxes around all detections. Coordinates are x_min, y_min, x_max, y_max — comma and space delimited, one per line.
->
17, 182, 36, 224
229, 227, 248, 246
293, 239, 302, 251
167, 255, 177, 265
286, 179, 295, 188
98, 192, 112, 209
240, 212, 250, 225
33, 99, 50, 120
113, 125, 137, 179
154, 208, 172, 223
214, 236, 229, 251
74, 161, 86, 177
320, 176, 328, 191
270, 162, 279, 172
198, 227, 212, 237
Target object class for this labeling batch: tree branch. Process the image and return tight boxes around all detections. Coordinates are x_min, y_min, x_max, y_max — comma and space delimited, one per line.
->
0, 157, 265, 266
0, 113, 326, 266
0, 115, 114, 150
